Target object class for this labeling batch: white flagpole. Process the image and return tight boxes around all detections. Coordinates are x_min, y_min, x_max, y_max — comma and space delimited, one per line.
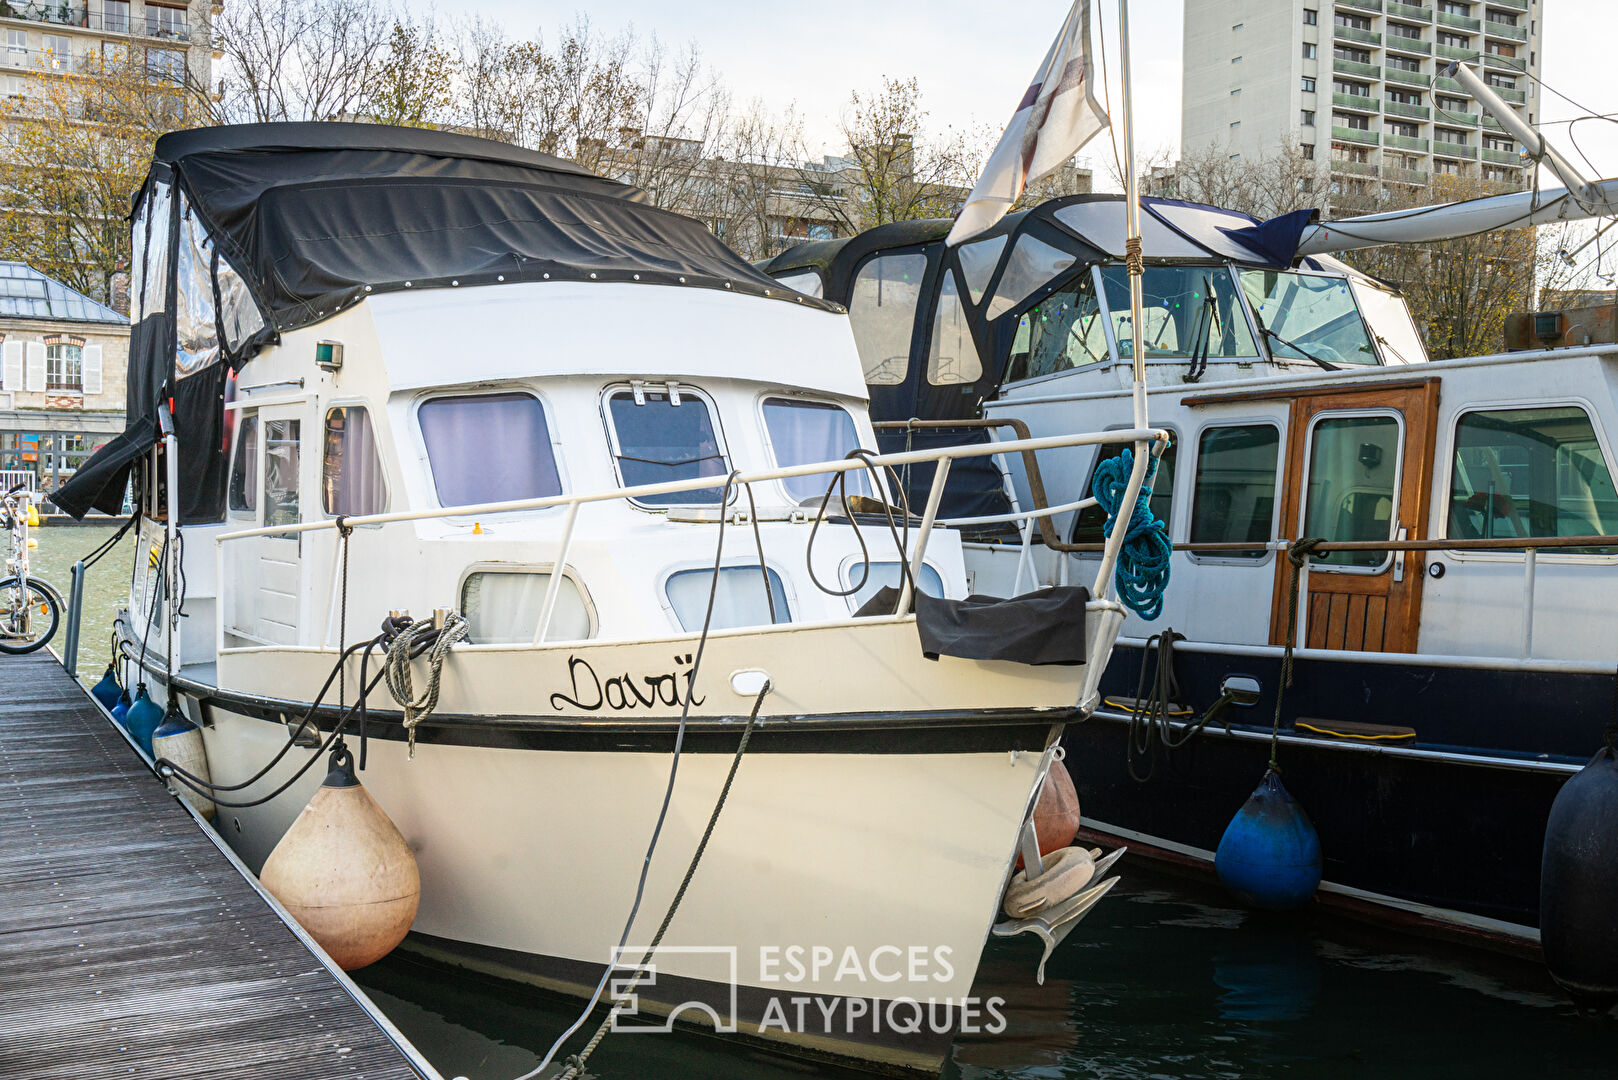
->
1116, 0, 1148, 429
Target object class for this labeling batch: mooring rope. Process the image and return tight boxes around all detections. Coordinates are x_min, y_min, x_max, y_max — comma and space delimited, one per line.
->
382, 612, 468, 759
1091, 448, 1171, 620
1268, 537, 1325, 772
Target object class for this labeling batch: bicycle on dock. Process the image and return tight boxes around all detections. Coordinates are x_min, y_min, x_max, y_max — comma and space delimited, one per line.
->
1, 482, 60, 654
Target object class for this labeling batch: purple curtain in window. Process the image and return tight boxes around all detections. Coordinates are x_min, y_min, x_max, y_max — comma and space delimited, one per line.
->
420, 393, 561, 506
762, 399, 867, 502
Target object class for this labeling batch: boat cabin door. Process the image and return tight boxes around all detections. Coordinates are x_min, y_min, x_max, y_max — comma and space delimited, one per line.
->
1269, 381, 1439, 653
222, 401, 309, 646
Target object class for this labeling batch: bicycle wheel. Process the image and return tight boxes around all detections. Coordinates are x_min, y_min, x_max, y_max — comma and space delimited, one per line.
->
0, 577, 60, 654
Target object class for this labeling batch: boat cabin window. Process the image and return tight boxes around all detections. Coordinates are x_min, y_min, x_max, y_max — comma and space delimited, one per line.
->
1449, 407, 1618, 553
1190, 423, 1281, 557
761, 398, 869, 502
1099, 266, 1259, 361
419, 392, 561, 508
665, 565, 791, 631
1239, 270, 1376, 366
606, 386, 730, 506
1073, 436, 1178, 543
263, 418, 301, 529
228, 413, 258, 516
773, 270, 824, 299
461, 570, 593, 643
985, 235, 1077, 321
927, 271, 983, 386
848, 253, 927, 386
322, 406, 386, 517
1006, 271, 1109, 383
844, 561, 945, 611
1303, 414, 1401, 569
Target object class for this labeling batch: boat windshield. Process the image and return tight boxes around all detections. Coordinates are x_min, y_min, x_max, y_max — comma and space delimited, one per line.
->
1239, 270, 1378, 366
1097, 266, 1260, 362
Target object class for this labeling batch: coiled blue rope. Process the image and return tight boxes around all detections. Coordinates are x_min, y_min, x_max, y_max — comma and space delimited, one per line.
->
1092, 448, 1172, 621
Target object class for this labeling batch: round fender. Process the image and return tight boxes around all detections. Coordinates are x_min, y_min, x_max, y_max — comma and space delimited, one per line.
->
1003, 846, 1096, 919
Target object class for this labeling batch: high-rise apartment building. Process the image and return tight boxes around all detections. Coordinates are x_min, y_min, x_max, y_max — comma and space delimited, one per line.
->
0, 1, 215, 118
1182, 0, 1541, 194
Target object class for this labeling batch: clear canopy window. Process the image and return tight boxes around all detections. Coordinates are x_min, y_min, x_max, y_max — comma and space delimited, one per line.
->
956, 235, 1007, 303
461, 570, 592, 643
761, 398, 868, 502
986, 235, 1076, 321
1007, 270, 1110, 383
772, 270, 824, 298
607, 387, 729, 505
1449, 407, 1618, 553
1099, 266, 1260, 361
1190, 424, 1281, 557
322, 406, 386, 517
1240, 270, 1377, 366
1073, 436, 1177, 543
926, 270, 984, 386
848, 253, 927, 386
666, 565, 790, 631
419, 392, 562, 507
1304, 414, 1401, 569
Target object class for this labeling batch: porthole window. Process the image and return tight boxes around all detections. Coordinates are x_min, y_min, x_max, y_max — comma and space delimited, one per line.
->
665, 565, 790, 631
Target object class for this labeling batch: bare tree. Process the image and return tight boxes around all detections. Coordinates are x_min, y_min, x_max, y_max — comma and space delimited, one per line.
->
362, 16, 456, 129
214, 0, 391, 123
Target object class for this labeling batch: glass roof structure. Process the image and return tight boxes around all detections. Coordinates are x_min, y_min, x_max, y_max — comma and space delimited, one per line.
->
0, 262, 125, 324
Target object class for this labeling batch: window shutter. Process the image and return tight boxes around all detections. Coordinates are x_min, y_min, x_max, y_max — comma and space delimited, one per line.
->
1, 340, 19, 390
24, 340, 45, 391
82, 344, 102, 395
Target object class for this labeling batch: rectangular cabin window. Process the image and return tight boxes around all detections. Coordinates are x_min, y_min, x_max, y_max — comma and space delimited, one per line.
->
1449, 407, 1618, 554
1303, 414, 1402, 569
844, 561, 944, 612
419, 392, 561, 508
322, 406, 386, 517
761, 398, 868, 502
847, 253, 927, 386
1190, 424, 1281, 557
461, 570, 593, 643
1099, 266, 1260, 362
1239, 270, 1377, 366
263, 419, 301, 529
606, 387, 729, 506
1072, 436, 1177, 544
228, 414, 258, 515
666, 565, 790, 631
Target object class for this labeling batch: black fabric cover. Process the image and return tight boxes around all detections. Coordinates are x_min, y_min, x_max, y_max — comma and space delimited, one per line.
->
874, 426, 1011, 522
915, 586, 1091, 666
47, 416, 154, 517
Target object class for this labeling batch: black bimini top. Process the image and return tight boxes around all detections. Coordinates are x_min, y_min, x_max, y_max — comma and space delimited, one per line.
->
156, 122, 833, 333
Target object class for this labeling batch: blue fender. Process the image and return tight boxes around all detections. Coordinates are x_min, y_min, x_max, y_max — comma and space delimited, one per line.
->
1215, 769, 1322, 912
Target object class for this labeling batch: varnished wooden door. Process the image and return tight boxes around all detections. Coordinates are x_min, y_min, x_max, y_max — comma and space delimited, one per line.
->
1270, 380, 1439, 653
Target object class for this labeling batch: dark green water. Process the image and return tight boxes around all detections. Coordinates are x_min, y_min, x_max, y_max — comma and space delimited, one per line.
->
37, 526, 1618, 1078
352, 862, 1618, 1080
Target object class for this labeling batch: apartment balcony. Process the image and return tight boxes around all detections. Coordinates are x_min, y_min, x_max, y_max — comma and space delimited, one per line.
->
1333, 92, 1379, 114
1481, 147, 1523, 166
1438, 107, 1481, 125
1330, 158, 1380, 177
1484, 52, 1527, 74
1433, 140, 1477, 159
1384, 166, 1429, 185
1436, 11, 1481, 32
1385, 99, 1430, 120
1386, 2, 1432, 18
1433, 75, 1463, 93
1334, 58, 1382, 78
1492, 85, 1527, 104
1435, 44, 1475, 62
1484, 20, 1529, 43
1384, 35, 1432, 56
1334, 25, 1382, 47
1384, 133, 1429, 152
1, 46, 90, 72
1384, 66, 1428, 87
1336, 0, 1382, 12
1332, 126, 1380, 147
3, 6, 197, 44
1492, 0, 1529, 10
0, 4, 86, 29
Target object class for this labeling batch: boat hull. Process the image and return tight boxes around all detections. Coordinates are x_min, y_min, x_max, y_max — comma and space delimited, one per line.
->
1063, 643, 1603, 947
193, 699, 1060, 1076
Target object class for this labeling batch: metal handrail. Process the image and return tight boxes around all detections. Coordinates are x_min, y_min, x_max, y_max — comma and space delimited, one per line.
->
215, 427, 1170, 645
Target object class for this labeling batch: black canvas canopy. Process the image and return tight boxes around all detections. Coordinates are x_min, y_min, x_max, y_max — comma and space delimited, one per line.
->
53, 123, 826, 521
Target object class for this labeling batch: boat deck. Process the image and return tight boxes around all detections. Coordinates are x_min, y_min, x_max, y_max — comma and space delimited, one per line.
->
0, 650, 440, 1080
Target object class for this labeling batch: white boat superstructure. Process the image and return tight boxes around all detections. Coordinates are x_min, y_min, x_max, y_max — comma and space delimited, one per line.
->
54, 123, 1165, 1076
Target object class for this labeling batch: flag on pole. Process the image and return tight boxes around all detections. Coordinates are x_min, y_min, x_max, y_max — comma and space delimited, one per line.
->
946, 0, 1110, 246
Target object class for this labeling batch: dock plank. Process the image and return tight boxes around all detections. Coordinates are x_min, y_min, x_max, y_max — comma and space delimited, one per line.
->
0, 652, 436, 1080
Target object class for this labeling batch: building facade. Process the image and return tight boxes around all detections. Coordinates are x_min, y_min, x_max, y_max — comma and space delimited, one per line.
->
1183, 0, 1541, 195
0, 0, 215, 111
0, 262, 129, 496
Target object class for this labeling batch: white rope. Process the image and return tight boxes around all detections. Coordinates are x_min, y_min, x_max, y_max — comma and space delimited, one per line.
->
382, 613, 468, 758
